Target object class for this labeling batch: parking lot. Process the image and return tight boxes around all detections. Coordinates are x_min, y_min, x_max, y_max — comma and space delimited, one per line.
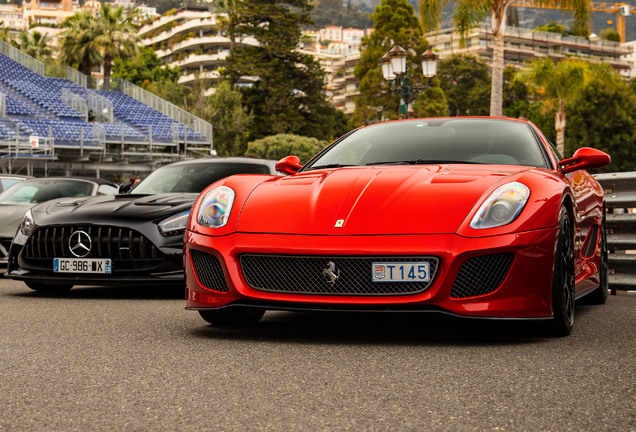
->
1, 278, 635, 431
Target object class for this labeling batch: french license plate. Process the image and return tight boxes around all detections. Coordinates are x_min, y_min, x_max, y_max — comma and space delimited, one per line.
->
53, 258, 112, 274
372, 262, 429, 282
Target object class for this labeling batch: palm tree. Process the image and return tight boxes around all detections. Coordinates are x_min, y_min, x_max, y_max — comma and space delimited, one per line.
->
14, 31, 52, 61
94, 4, 139, 91
58, 11, 102, 89
419, 0, 590, 117
0, 21, 11, 44
515, 58, 617, 155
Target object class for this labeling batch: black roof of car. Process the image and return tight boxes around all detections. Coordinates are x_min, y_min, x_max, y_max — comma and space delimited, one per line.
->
163, 157, 278, 169
18, 177, 117, 187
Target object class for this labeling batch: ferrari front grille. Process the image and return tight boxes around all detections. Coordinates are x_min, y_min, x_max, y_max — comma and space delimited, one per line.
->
22, 226, 162, 270
451, 252, 515, 298
240, 255, 440, 296
190, 250, 228, 292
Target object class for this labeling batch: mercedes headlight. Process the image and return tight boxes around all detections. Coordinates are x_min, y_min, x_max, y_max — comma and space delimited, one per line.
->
470, 182, 530, 229
197, 186, 235, 228
158, 210, 190, 236
20, 209, 36, 236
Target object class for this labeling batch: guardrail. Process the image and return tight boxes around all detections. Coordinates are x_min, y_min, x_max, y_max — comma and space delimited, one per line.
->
0, 40, 45, 76
112, 77, 213, 145
594, 172, 636, 293
67, 66, 87, 88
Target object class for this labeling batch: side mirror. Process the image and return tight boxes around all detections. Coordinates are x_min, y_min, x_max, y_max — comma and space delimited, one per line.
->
118, 182, 132, 194
560, 148, 611, 174
276, 155, 302, 175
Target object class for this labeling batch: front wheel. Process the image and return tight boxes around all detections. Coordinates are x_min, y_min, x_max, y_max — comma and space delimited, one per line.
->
199, 307, 265, 326
545, 207, 576, 336
25, 282, 73, 293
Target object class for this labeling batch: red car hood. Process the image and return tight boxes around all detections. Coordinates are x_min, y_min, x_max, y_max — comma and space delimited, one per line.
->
236, 165, 529, 235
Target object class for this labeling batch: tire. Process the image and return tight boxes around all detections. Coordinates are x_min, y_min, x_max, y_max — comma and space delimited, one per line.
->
198, 307, 265, 326
25, 282, 73, 293
545, 206, 576, 336
584, 217, 609, 305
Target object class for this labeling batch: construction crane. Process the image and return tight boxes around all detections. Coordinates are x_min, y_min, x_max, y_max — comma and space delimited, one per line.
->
509, 1, 635, 42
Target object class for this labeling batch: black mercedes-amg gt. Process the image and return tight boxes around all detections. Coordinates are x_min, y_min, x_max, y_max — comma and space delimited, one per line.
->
5, 157, 279, 292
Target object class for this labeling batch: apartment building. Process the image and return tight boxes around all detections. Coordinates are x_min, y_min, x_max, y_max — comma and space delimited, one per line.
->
23, 0, 79, 27
0, 4, 27, 30
139, 6, 257, 91
427, 25, 633, 73
300, 48, 361, 116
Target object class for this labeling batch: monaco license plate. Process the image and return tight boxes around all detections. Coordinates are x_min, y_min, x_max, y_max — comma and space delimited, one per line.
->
53, 258, 112, 274
372, 262, 429, 282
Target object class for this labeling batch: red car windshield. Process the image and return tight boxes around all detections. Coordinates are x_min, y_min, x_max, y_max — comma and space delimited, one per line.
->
306, 119, 548, 170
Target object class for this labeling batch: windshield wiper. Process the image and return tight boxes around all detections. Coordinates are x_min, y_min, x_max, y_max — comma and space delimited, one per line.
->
307, 164, 356, 170
367, 159, 484, 166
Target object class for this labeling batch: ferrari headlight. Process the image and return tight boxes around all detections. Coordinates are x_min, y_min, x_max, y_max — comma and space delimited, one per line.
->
20, 209, 36, 236
470, 182, 530, 229
158, 210, 190, 236
197, 186, 235, 228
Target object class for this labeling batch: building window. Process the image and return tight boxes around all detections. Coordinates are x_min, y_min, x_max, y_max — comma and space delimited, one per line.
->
445, 42, 451, 49
480, 39, 488, 47
466, 38, 472, 47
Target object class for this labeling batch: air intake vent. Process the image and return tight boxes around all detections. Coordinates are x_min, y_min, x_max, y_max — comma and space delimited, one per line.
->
451, 252, 514, 298
240, 255, 439, 296
191, 250, 228, 292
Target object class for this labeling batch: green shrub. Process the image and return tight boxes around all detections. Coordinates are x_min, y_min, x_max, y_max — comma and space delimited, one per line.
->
245, 134, 328, 164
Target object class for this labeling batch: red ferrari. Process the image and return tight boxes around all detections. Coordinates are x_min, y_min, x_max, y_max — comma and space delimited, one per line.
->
184, 117, 611, 335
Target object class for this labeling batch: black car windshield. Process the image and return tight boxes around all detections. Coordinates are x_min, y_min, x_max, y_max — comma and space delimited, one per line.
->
305, 119, 547, 169
0, 179, 94, 204
131, 162, 271, 194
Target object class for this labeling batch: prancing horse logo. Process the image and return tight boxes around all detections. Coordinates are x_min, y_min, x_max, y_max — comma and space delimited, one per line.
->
69, 230, 92, 258
322, 261, 340, 284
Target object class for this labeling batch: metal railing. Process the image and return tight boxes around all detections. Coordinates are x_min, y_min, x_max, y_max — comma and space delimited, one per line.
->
92, 122, 105, 146
61, 89, 88, 120
67, 66, 87, 88
0, 92, 5, 118
594, 172, 636, 293
0, 40, 45, 76
87, 91, 114, 123
112, 77, 213, 144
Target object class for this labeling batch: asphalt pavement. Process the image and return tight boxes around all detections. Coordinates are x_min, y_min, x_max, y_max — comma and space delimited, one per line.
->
0, 278, 635, 431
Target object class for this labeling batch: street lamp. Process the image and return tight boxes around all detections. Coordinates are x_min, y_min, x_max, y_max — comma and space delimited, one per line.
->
381, 45, 439, 119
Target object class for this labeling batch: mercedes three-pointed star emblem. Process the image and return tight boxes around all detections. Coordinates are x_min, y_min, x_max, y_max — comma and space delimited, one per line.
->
69, 230, 92, 258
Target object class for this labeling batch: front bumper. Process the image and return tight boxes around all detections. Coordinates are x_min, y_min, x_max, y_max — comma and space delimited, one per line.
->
5, 241, 184, 287
185, 227, 558, 318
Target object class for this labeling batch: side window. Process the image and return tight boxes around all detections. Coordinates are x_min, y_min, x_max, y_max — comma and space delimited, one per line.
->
97, 184, 118, 196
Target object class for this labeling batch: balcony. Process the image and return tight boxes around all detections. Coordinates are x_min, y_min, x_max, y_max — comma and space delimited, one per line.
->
155, 36, 258, 58
139, 10, 213, 37
142, 16, 219, 47
178, 71, 221, 85
167, 52, 229, 70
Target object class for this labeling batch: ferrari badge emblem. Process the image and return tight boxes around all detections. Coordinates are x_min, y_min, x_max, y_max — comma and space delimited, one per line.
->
322, 261, 340, 284
335, 219, 344, 228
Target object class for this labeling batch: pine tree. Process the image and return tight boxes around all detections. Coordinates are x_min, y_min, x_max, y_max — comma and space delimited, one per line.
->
223, 0, 346, 141
351, 0, 429, 126
437, 54, 491, 117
